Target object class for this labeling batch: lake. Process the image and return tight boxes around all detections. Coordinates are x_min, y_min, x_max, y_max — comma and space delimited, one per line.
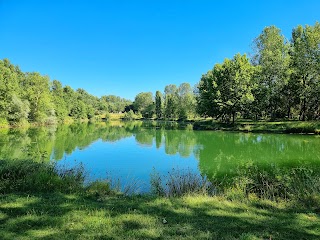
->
1, 121, 320, 192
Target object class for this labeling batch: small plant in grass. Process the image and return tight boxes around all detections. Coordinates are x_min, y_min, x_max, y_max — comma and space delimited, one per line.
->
85, 180, 113, 200
216, 164, 320, 205
151, 168, 215, 197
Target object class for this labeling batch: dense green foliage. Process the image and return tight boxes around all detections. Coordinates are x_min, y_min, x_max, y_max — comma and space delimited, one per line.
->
0, 160, 85, 194
0, 60, 131, 126
100, 95, 132, 113
129, 23, 319, 122
197, 23, 320, 121
133, 92, 155, 118
198, 54, 255, 123
133, 83, 197, 120
1, 23, 319, 124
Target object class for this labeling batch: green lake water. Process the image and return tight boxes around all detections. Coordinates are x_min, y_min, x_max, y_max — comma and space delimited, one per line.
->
1, 121, 320, 192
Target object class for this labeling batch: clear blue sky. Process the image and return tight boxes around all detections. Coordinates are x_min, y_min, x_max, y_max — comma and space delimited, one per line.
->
0, 0, 319, 100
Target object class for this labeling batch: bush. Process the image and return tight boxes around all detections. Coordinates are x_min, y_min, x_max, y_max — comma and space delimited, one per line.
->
150, 168, 215, 197
0, 118, 9, 128
0, 160, 85, 194
214, 164, 320, 203
85, 180, 113, 200
123, 110, 137, 120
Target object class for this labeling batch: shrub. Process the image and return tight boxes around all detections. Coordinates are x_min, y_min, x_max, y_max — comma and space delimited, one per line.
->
215, 164, 320, 203
0, 160, 85, 194
123, 110, 137, 120
85, 180, 112, 200
150, 168, 215, 197
0, 118, 9, 128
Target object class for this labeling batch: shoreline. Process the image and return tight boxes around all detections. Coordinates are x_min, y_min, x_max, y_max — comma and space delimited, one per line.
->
1, 116, 320, 135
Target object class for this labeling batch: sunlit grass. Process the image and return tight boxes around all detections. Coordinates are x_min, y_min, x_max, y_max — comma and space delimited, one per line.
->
1, 193, 319, 239
1, 160, 320, 239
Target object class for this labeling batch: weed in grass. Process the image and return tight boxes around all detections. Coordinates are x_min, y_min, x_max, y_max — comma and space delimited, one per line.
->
150, 168, 215, 197
85, 180, 113, 200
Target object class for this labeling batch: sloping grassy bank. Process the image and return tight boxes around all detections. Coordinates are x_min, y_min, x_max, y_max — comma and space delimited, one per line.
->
0, 160, 320, 239
192, 120, 320, 134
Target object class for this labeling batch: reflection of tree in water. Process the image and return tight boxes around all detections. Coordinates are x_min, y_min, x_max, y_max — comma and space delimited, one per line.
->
0, 127, 56, 161
161, 130, 196, 157
155, 130, 163, 149
135, 129, 155, 146
0, 122, 138, 162
195, 131, 320, 181
1, 122, 320, 184
54, 123, 134, 159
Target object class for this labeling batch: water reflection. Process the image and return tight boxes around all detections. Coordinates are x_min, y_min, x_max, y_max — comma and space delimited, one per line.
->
1, 121, 320, 190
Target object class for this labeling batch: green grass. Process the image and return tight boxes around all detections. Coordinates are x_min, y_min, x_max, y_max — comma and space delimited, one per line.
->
0, 160, 85, 194
1, 160, 320, 239
0, 193, 319, 240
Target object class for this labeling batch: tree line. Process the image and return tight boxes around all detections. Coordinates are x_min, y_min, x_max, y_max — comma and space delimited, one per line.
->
129, 82, 197, 120
1, 22, 319, 125
197, 23, 320, 122
0, 58, 131, 126
131, 22, 319, 122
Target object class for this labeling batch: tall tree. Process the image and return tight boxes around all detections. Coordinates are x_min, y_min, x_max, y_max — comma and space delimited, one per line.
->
291, 22, 320, 120
24, 72, 54, 122
196, 71, 217, 117
197, 54, 255, 123
164, 84, 179, 119
0, 59, 20, 121
51, 80, 68, 121
252, 26, 291, 119
133, 92, 154, 118
177, 83, 196, 120
155, 90, 163, 119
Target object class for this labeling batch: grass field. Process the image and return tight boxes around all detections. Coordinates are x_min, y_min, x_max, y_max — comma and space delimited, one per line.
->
0, 160, 320, 239
1, 193, 319, 240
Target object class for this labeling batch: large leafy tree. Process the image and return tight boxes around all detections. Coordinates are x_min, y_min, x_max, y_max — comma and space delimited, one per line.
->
7, 95, 30, 122
291, 22, 320, 120
164, 84, 179, 119
197, 54, 255, 123
0, 59, 20, 121
51, 80, 68, 121
177, 83, 196, 120
23, 72, 54, 122
252, 26, 291, 119
196, 71, 217, 117
133, 92, 154, 118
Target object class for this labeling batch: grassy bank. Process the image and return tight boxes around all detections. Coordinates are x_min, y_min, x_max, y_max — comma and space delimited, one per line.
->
1, 160, 320, 239
1, 193, 320, 240
192, 120, 320, 134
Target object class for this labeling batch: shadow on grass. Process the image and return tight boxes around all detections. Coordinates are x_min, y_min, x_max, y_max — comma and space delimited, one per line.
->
0, 193, 320, 240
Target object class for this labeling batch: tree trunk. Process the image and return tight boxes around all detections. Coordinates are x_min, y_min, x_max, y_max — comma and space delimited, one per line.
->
232, 111, 235, 124
301, 75, 307, 121
302, 97, 306, 121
